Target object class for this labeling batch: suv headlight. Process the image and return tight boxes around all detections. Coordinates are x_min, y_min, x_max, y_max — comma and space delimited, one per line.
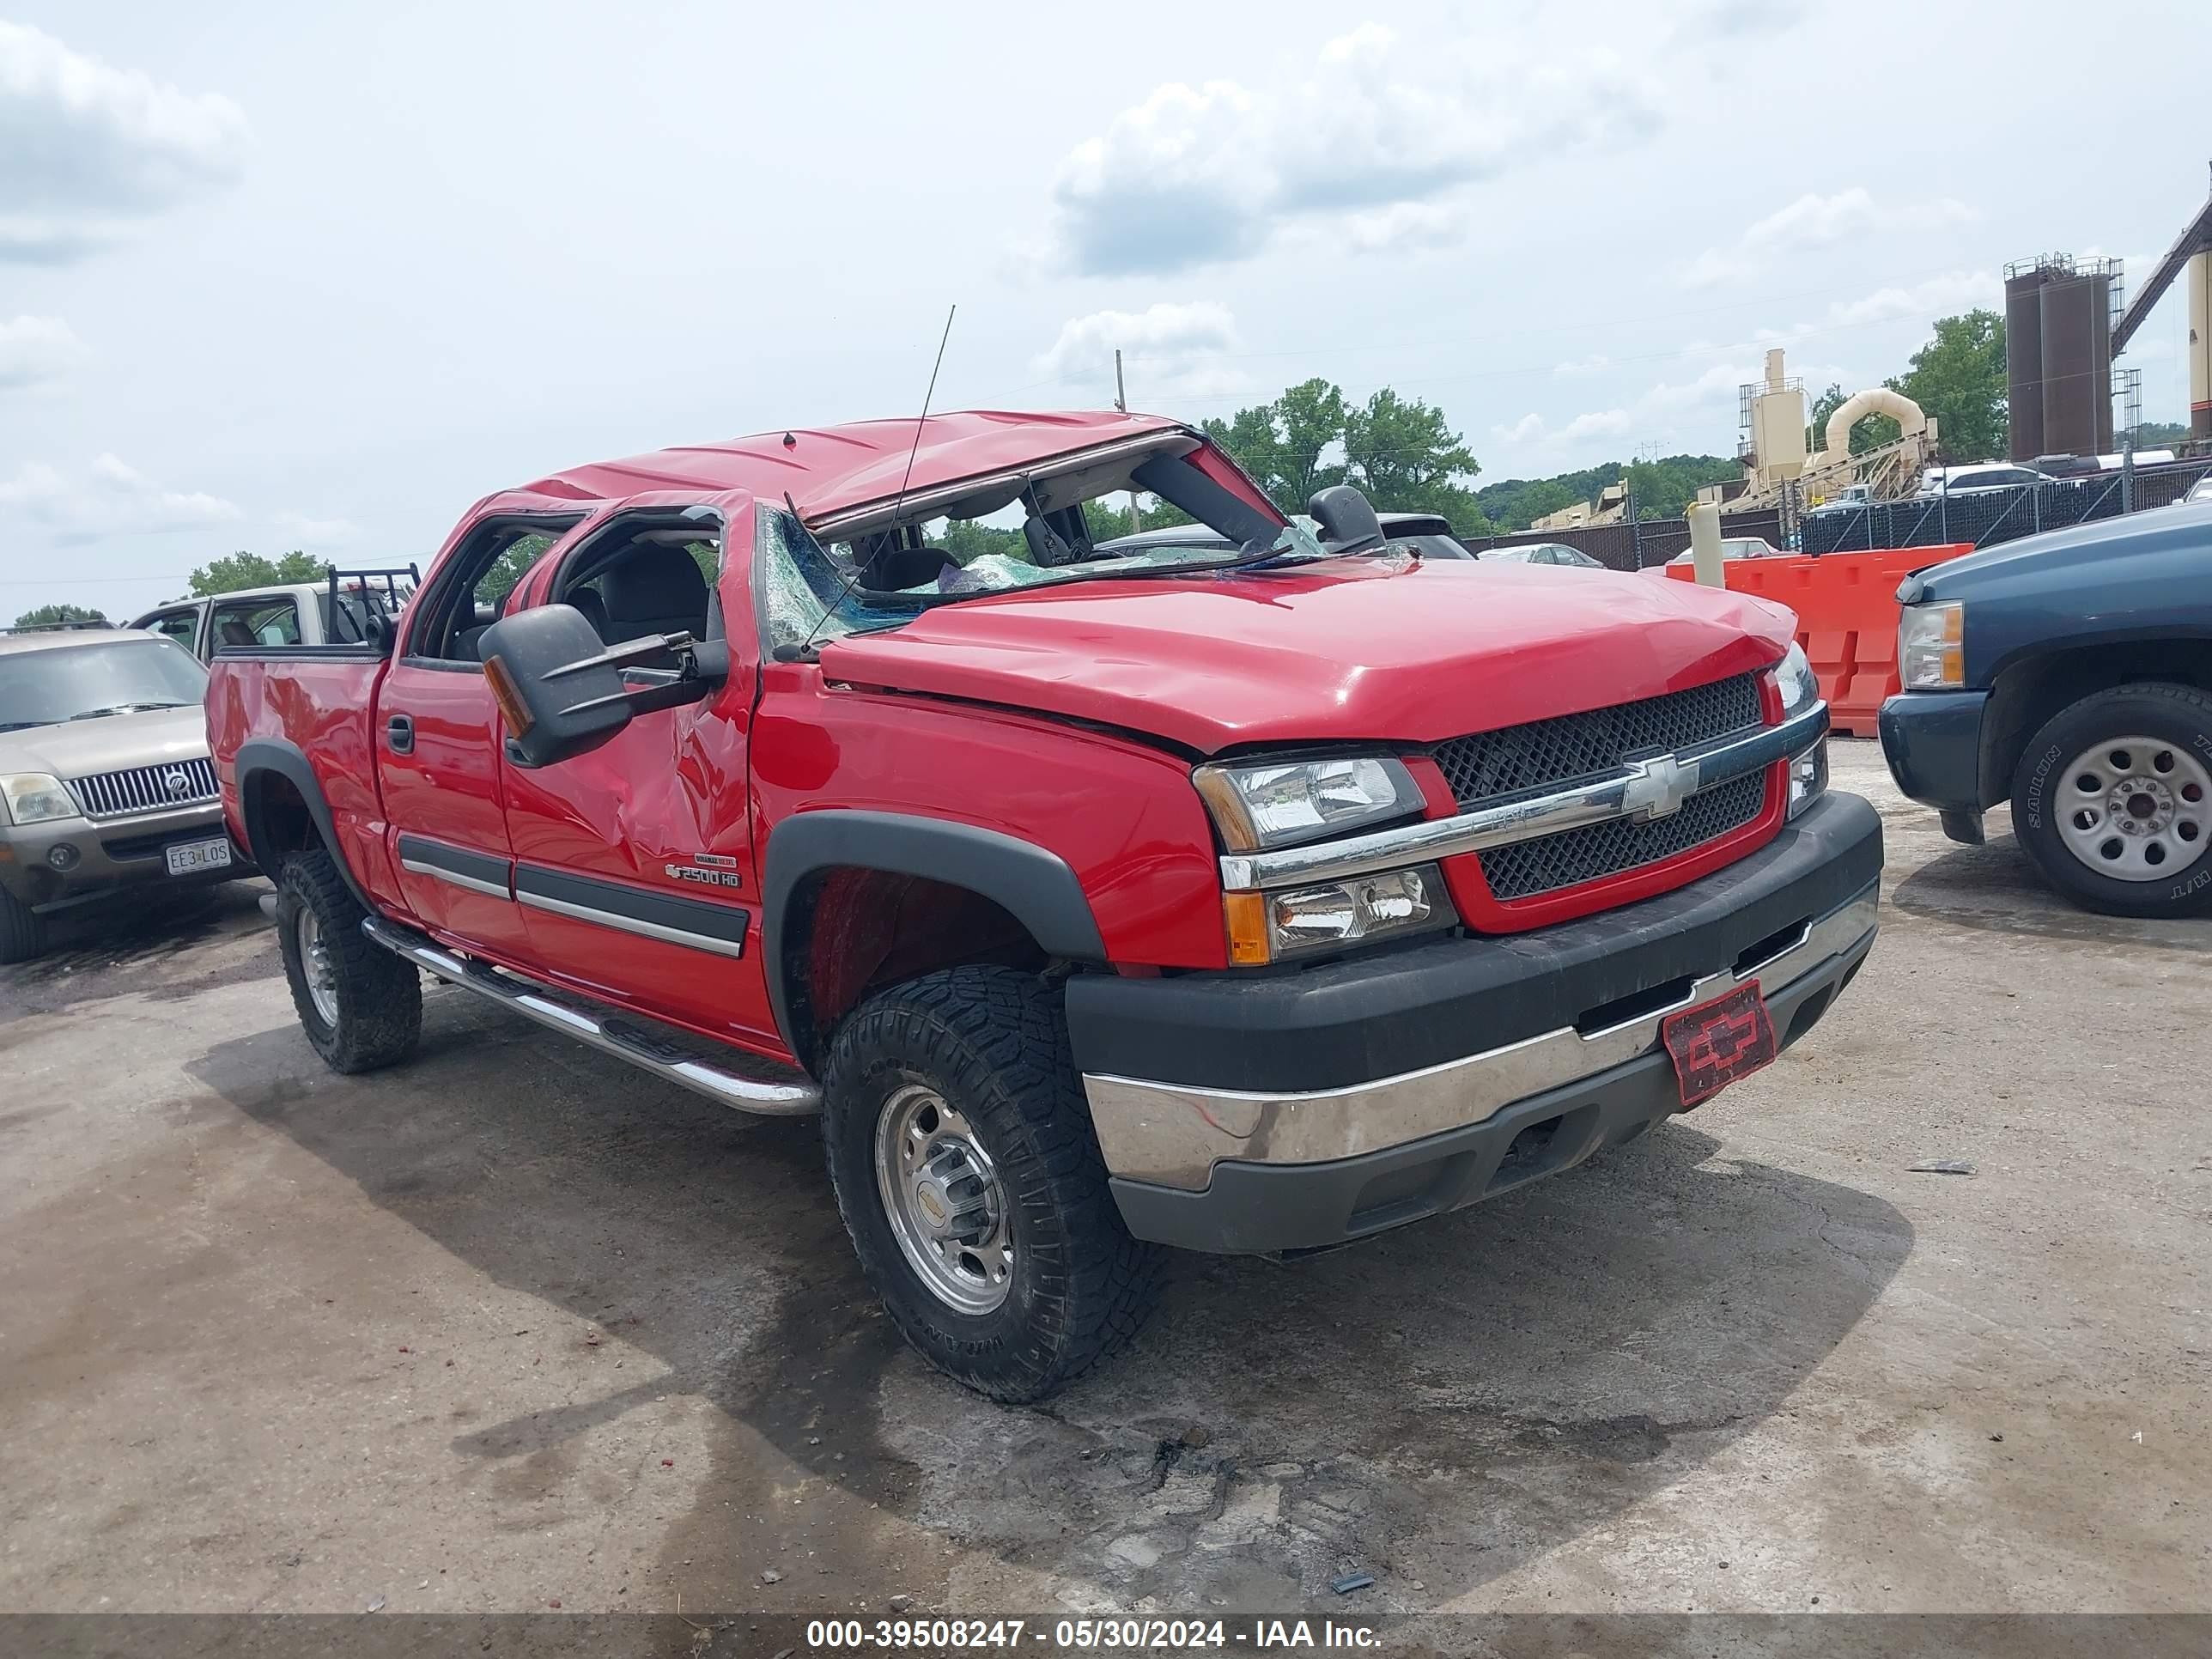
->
1899, 600, 1965, 690
0, 773, 78, 825
1193, 755, 1423, 852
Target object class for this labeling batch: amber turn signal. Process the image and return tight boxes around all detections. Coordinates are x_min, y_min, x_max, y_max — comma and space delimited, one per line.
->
1224, 890, 1272, 966
483, 653, 535, 738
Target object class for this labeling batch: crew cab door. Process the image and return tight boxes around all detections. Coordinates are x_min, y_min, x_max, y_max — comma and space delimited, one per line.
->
496, 495, 778, 1045
376, 514, 581, 963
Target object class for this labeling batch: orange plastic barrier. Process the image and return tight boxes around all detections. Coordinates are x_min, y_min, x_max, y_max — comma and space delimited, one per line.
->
1665, 544, 1972, 736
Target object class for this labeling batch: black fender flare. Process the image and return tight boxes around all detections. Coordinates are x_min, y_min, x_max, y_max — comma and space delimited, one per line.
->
760, 810, 1107, 1070
234, 738, 377, 912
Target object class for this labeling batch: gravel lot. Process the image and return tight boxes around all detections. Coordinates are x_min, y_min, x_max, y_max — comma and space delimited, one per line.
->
3, 742, 2206, 1625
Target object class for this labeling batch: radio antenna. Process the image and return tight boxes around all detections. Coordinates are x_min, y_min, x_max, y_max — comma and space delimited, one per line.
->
798, 303, 957, 655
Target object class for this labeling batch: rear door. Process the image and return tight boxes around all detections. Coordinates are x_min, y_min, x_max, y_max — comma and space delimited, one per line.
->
496, 493, 777, 1044
375, 514, 581, 963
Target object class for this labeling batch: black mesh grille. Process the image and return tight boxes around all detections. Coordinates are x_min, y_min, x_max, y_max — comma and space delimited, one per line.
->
1433, 674, 1763, 806
1478, 772, 1768, 902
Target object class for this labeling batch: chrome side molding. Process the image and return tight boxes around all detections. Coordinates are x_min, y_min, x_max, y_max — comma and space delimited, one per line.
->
361, 917, 818, 1116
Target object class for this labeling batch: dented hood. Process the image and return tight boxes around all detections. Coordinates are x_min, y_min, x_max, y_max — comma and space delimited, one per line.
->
816, 557, 1796, 754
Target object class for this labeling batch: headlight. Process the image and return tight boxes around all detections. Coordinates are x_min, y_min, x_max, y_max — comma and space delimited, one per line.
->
1899, 600, 1965, 690
1787, 743, 1828, 820
1769, 641, 1820, 718
0, 774, 78, 825
1764, 645, 1829, 820
1193, 754, 1423, 852
1225, 863, 1454, 964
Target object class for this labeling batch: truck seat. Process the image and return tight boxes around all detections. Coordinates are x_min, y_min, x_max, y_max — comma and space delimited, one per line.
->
598, 547, 708, 641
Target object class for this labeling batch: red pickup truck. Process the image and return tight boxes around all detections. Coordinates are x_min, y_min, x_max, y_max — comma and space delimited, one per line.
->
208, 411, 1878, 1401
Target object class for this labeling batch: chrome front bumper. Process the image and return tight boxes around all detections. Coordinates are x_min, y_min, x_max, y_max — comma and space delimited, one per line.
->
1085, 884, 1878, 1194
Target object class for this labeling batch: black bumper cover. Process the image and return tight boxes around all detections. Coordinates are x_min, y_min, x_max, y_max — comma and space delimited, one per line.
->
1065, 790, 1882, 1094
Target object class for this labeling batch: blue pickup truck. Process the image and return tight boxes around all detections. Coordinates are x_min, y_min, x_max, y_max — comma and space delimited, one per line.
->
1880, 497, 2212, 919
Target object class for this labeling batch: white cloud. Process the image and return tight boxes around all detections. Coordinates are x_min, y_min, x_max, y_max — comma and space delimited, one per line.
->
1553, 353, 1613, 378
0, 453, 240, 543
1030, 26, 1660, 276
0, 314, 86, 386
1671, 0, 1810, 42
1338, 199, 1472, 254
271, 509, 366, 546
1035, 301, 1248, 401
1679, 188, 1978, 287
1491, 408, 1633, 447
0, 22, 248, 263
1826, 270, 1998, 327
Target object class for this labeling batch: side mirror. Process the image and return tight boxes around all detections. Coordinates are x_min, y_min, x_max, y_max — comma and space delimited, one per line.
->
478, 604, 726, 768
1308, 484, 1383, 553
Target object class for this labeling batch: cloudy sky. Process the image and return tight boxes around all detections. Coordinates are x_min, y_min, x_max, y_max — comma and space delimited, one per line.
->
3, 0, 2206, 620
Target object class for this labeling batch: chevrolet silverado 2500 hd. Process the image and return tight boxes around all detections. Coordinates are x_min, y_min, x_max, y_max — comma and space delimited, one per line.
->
207, 411, 1879, 1401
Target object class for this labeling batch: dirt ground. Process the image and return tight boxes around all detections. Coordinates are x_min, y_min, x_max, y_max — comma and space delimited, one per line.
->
2, 741, 2206, 1626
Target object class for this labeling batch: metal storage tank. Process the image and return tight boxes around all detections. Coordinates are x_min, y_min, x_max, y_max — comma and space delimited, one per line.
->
2004, 265, 2048, 461
2006, 256, 2118, 460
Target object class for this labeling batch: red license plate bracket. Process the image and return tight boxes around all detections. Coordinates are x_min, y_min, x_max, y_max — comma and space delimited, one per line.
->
1661, 981, 1778, 1107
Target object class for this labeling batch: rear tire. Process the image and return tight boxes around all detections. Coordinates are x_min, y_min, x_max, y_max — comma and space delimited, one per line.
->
2009, 682, 2212, 919
275, 848, 422, 1072
0, 885, 44, 965
823, 965, 1163, 1402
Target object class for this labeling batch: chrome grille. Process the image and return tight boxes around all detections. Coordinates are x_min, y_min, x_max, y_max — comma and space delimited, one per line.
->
68, 756, 219, 819
1433, 674, 1763, 806
1433, 673, 1770, 903
1477, 772, 1767, 902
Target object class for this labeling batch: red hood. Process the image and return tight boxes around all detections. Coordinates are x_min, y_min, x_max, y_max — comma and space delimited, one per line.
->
816, 558, 1796, 753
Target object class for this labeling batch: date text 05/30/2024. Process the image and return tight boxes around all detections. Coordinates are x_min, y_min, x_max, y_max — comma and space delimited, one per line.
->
804, 1617, 1383, 1650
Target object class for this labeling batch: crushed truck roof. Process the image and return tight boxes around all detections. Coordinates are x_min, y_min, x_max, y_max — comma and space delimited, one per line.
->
500, 410, 1184, 526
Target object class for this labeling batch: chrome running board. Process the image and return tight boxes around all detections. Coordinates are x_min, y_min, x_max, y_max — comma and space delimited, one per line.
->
362, 916, 820, 1116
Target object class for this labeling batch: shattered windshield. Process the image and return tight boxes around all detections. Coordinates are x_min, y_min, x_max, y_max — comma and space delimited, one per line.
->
759, 506, 1330, 653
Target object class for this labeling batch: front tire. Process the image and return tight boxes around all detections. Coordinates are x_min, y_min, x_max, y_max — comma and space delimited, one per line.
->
275, 849, 422, 1072
0, 885, 45, 965
2010, 683, 2212, 919
823, 966, 1163, 1402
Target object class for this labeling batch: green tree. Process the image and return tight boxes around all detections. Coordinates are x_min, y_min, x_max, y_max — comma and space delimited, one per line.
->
1889, 309, 2007, 463
1808, 382, 1900, 455
1200, 378, 1350, 514
2131, 420, 2189, 448
188, 550, 331, 597
12, 602, 109, 628
1343, 387, 1491, 532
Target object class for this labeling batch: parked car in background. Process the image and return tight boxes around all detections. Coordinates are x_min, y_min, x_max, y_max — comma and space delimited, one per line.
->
131, 582, 395, 660
2180, 476, 2212, 507
1480, 541, 1606, 568
0, 627, 242, 962
208, 410, 1873, 1401
1662, 537, 1784, 568
1095, 511, 1474, 562
1880, 499, 2212, 918
1918, 464, 2057, 496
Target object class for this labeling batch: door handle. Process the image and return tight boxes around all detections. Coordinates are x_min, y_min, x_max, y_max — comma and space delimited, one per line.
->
386, 714, 415, 755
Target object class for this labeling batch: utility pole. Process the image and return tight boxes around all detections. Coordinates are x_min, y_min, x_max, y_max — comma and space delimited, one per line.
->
1115, 349, 1140, 532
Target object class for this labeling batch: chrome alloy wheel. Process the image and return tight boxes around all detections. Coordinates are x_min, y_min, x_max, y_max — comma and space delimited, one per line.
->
2054, 735, 2212, 882
297, 905, 340, 1025
872, 1083, 1013, 1314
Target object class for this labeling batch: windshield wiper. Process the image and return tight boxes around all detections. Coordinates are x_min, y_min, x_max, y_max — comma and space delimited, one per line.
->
68, 701, 191, 721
